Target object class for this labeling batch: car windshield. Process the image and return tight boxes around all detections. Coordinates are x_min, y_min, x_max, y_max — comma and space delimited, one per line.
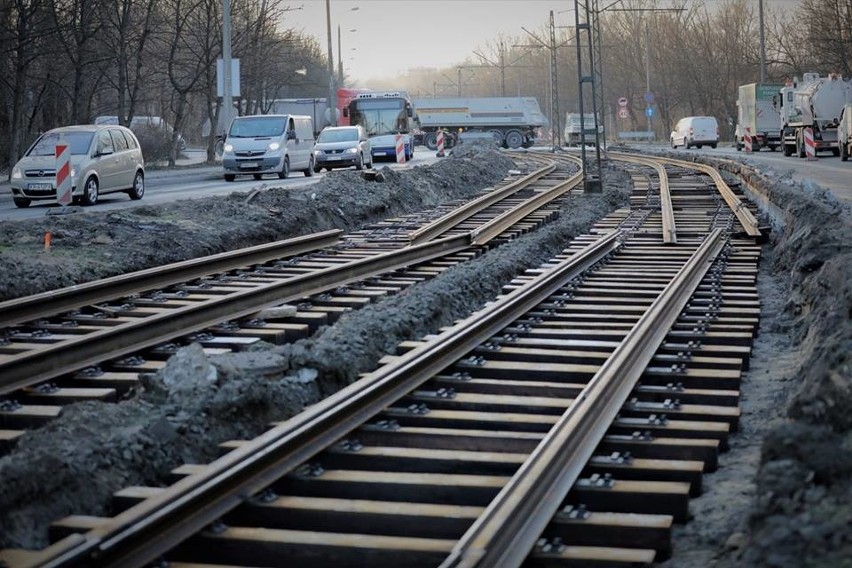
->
228, 117, 286, 138
27, 132, 94, 156
318, 129, 358, 143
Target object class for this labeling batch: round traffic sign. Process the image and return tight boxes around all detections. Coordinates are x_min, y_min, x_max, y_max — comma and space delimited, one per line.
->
618, 97, 628, 107
644, 91, 654, 104
645, 106, 654, 118
618, 108, 629, 119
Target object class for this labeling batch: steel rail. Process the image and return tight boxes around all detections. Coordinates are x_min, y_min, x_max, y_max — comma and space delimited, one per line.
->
613, 152, 761, 237
471, 169, 584, 246
407, 163, 556, 245
441, 229, 726, 568
0, 234, 469, 396
0, 230, 343, 328
607, 153, 677, 244
33, 230, 623, 568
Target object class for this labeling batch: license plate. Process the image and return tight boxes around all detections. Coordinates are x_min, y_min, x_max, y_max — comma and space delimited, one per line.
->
327, 156, 342, 161
28, 183, 52, 190
374, 151, 386, 156
239, 162, 258, 169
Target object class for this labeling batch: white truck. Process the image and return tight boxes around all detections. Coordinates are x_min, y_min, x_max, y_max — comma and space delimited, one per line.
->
411, 97, 547, 150
735, 83, 783, 151
563, 113, 601, 146
778, 73, 852, 157
839, 103, 852, 161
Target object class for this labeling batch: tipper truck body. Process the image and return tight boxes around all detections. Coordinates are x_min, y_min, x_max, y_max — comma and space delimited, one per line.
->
412, 97, 547, 150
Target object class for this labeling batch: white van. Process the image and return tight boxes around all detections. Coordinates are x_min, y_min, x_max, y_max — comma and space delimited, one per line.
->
670, 116, 719, 149
222, 114, 315, 181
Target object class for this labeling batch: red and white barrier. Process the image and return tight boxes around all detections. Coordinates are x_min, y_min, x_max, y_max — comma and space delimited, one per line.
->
804, 127, 817, 160
55, 143, 72, 206
436, 129, 445, 157
744, 127, 752, 154
395, 134, 406, 164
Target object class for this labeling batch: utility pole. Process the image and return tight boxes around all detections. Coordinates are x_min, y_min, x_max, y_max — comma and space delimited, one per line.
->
645, 22, 652, 136
758, 0, 766, 83
337, 25, 343, 87
575, 0, 603, 192
222, 0, 235, 136
325, 0, 336, 126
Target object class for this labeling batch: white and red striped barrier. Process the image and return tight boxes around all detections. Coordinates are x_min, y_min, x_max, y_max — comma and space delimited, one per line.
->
436, 129, 445, 157
804, 127, 817, 160
395, 134, 406, 164
55, 142, 72, 206
744, 127, 752, 154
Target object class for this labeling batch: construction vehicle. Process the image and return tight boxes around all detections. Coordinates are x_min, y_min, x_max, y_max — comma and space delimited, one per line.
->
778, 73, 852, 157
411, 97, 547, 150
563, 113, 601, 146
735, 83, 783, 151
839, 103, 852, 161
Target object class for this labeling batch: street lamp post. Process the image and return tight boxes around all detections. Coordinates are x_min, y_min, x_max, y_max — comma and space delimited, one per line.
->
338, 26, 357, 87
325, 0, 336, 126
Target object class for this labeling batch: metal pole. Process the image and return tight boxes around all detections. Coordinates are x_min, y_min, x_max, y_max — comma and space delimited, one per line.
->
645, 22, 651, 138
326, 0, 337, 126
758, 0, 766, 83
337, 25, 343, 87
458, 67, 462, 96
222, 0, 234, 136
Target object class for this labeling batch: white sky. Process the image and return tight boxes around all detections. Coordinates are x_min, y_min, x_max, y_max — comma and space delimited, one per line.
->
283, 0, 579, 83
283, 0, 801, 84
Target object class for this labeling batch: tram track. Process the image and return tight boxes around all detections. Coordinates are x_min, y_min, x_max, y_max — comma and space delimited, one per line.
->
0, 151, 764, 567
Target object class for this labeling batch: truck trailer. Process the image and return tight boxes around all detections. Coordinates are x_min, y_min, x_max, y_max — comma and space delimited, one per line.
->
735, 83, 783, 151
411, 97, 547, 150
778, 73, 852, 157
839, 104, 852, 161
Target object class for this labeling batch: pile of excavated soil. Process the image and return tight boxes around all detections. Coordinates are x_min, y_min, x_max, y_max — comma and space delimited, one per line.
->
1, 143, 850, 568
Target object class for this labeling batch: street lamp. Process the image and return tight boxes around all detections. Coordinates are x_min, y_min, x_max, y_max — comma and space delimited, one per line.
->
338, 26, 357, 86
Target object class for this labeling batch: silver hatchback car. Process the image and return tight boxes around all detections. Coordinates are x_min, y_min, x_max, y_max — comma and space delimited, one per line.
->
10, 124, 145, 208
313, 125, 372, 172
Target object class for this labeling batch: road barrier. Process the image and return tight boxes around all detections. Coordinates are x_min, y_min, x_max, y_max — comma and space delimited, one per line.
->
55, 143, 72, 206
395, 134, 406, 164
804, 127, 817, 161
436, 129, 445, 157
744, 127, 752, 154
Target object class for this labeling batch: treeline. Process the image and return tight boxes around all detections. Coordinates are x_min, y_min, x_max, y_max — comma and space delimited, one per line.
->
385, 0, 851, 142
0, 0, 330, 169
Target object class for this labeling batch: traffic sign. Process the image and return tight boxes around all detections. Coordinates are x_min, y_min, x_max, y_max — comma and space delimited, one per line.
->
645, 106, 654, 118
618, 108, 629, 119
618, 97, 628, 107
644, 91, 654, 104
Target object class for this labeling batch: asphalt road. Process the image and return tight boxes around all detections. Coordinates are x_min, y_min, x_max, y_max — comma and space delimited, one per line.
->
0, 149, 442, 221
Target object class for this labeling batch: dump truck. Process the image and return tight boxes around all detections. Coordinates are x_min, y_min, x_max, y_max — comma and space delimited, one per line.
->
563, 113, 602, 146
411, 97, 547, 150
778, 73, 852, 157
735, 83, 783, 151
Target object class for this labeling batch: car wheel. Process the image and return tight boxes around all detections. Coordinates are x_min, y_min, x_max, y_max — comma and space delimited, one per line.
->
424, 132, 438, 150
253, 173, 263, 180
13, 197, 31, 208
796, 133, 805, 158
127, 171, 145, 200
367, 159, 373, 169
305, 156, 315, 177
671, 138, 676, 149
81, 176, 99, 206
314, 165, 322, 173
841, 143, 849, 161
224, 174, 235, 182
710, 143, 717, 149
355, 152, 364, 170
278, 156, 290, 179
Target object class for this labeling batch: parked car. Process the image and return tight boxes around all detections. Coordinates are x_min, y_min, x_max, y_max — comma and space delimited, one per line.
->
670, 116, 719, 149
94, 115, 187, 150
222, 114, 315, 181
313, 125, 373, 172
9, 124, 145, 208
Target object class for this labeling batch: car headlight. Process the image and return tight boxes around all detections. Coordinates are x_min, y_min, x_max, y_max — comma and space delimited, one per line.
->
70, 168, 76, 180
268, 142, 281, 151
346, 147, 358, 154
224, 143, 234, 153
313, 150, 322, 156
11, 167, 22, 179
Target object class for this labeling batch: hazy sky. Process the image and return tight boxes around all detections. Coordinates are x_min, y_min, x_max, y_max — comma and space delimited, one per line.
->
284, 0, 801, 84
284, 0, 580, 83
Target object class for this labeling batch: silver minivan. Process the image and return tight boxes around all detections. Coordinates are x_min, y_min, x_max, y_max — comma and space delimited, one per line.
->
313, 125, 373, 172
10, 124, 145, 208
222, 114, 315, 181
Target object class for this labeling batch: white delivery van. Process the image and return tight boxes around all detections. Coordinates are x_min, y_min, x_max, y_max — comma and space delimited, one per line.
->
222, 114, 315, 181
670, 116, 719, 149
